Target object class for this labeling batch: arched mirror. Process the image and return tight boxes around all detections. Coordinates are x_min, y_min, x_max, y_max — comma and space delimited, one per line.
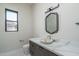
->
45, 13, 59, 34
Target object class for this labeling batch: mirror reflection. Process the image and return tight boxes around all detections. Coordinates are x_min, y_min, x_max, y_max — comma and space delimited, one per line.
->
45, 13, 59, 34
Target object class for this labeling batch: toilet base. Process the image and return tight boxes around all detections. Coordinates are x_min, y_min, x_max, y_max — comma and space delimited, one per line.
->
22, 44, 29, 55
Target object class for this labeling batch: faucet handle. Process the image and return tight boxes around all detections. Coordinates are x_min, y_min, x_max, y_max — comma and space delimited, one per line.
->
47, 35, 51, 39
19, 40, 24, 42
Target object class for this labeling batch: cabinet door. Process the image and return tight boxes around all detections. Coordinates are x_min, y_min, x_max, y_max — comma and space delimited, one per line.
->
29, 41, 41, 56
38, 46, 58, 56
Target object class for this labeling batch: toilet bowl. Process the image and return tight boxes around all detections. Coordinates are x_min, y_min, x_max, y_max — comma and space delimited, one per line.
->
22, 44, 29, 55
19, 40, 30, 55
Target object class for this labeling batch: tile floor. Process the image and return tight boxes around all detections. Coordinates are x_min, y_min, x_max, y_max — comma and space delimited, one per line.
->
0, 48, 30, 56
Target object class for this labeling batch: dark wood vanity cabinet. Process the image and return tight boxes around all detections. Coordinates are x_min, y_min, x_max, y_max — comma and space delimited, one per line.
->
29, 41, 59, 56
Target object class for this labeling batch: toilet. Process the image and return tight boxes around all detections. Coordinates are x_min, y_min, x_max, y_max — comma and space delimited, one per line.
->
22, 44, 29, 55
19, 40, 30, 55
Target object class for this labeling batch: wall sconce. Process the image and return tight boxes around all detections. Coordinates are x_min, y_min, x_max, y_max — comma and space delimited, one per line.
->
45, 3, 60, 14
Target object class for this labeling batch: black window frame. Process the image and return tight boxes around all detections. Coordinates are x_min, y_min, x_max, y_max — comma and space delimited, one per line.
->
5, 8, 18, 32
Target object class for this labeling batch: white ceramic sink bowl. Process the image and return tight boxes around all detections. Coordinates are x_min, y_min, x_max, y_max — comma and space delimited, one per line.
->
41, 38, 55, 44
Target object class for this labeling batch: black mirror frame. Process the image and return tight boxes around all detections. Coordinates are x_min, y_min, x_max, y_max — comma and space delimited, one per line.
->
45, 12, 59, 34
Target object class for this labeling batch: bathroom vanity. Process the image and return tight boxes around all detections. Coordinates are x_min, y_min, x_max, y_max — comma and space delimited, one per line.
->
29, 38, 79, 56
29, 38, 62, 56
29, 40, 59, 56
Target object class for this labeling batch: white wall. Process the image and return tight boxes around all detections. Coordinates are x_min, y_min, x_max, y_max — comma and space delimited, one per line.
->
0, 3, 33, 53
32, 3, 79, 45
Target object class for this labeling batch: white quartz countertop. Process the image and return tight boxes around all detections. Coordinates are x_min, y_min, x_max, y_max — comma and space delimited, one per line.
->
29, 38, 79, 56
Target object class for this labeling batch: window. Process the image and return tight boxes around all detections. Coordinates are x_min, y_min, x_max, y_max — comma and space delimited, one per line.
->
5, 8, 18, 32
